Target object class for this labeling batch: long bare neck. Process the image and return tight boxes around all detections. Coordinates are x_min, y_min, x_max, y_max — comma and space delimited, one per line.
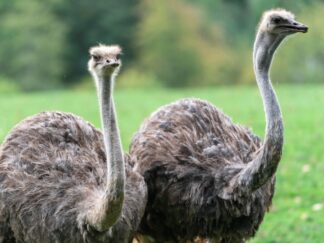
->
254, 32, 284, 140
237, 31, 284, 192
87, 72, 125, 232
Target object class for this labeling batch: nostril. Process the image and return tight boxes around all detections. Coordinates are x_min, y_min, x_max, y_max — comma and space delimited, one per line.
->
293, 22, 298, 26
106, 59, 110, 63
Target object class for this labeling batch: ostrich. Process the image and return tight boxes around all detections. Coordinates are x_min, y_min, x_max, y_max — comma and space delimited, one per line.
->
0, 44, 147, 242
129, 9, 307, 242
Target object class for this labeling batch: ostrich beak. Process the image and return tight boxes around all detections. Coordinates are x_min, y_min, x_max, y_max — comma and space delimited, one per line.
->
280, 21, 308, 33
110, 63, 120, 68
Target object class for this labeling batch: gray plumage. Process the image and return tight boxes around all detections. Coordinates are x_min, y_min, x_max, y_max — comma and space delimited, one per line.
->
0, 45, 147, 243
129, 9, 307, 242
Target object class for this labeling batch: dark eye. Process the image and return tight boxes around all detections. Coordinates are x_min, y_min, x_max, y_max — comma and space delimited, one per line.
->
116, 54, 121, 60
91, 55, 100, 61
272, 17, 281, 24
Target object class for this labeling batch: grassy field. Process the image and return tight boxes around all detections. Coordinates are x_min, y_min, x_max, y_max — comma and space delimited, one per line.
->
0, 85, 323, 242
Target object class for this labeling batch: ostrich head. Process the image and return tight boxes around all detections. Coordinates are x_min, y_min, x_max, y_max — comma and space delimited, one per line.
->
258, 9, 308, 35
88, 44, 122, 79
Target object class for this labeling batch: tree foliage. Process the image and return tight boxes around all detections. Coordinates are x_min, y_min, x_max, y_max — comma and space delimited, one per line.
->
0, 0, 323, 91
0, 0, 139, 90
0, 0, 66, 90
136, 0, 235, 87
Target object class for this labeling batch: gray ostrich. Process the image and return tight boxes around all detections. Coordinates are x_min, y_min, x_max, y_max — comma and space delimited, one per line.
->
0, 44, 147, 243
129, 9, 307, 242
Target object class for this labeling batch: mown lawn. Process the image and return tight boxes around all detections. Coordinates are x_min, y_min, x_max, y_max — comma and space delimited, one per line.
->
0, 84, 323, 242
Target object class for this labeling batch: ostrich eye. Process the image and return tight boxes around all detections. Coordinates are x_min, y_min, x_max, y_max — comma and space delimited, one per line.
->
116, 54, 121, 60
91, 55, 100, 61
272, 17, 282, 24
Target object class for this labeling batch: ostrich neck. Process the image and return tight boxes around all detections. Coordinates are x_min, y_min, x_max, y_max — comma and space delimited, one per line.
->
253, 32, 284, 135
88, 72, 125, 231
98, 75, 125, 193
235, 31, 284, 193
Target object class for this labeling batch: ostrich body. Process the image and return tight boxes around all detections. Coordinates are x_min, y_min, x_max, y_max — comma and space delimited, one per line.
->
0, 45, 147, 242
129, 10, 307, 242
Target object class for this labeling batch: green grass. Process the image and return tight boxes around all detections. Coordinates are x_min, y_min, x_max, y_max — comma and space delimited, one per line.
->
0, 84, 323, 242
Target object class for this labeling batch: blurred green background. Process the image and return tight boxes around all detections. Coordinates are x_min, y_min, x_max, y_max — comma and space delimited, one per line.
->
0, 0, 323, 242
